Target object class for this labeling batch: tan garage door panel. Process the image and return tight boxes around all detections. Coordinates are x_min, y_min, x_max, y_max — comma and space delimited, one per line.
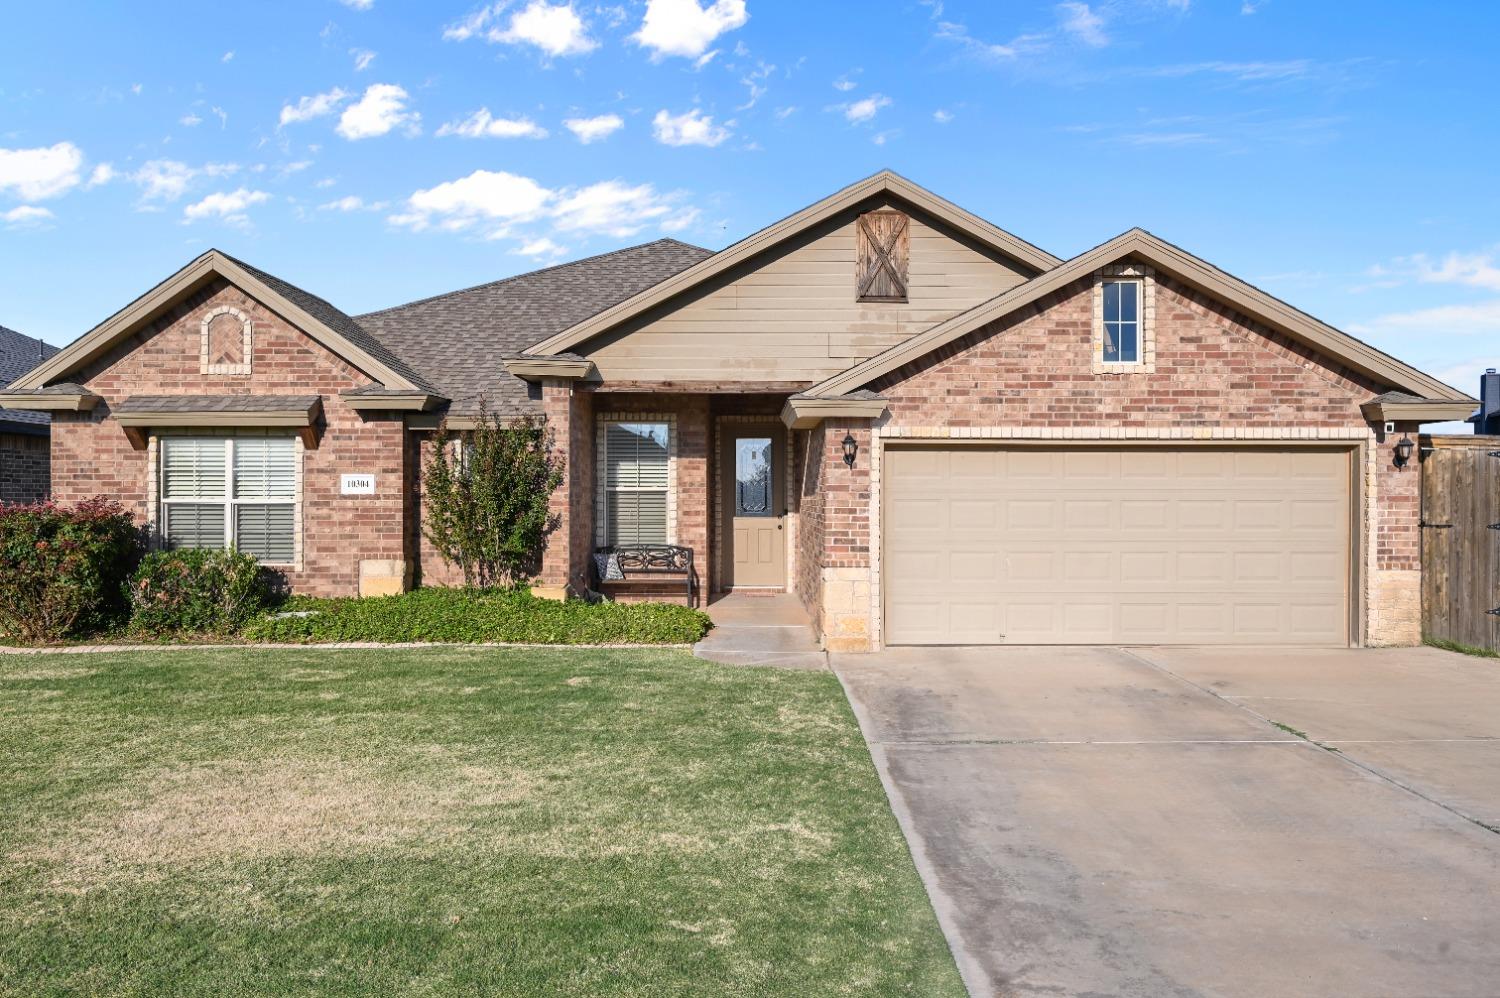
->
884, 446, 1351, 646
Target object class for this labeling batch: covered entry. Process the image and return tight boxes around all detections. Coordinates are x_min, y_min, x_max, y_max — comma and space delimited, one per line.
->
882, 445, 1354, 646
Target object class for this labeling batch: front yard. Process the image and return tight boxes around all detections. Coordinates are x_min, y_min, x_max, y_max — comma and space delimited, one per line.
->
0, 647, 961, 996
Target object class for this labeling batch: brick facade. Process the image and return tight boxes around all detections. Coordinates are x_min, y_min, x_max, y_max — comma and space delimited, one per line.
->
49, 278, 407, 596
0, 431, 50, 504
788, 274, 1420, 649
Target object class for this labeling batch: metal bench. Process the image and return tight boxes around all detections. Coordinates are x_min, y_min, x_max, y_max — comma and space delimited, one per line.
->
592, 545, 698, 608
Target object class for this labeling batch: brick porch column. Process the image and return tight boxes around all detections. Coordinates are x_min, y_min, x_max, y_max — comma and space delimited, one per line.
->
819, 419, 875, 652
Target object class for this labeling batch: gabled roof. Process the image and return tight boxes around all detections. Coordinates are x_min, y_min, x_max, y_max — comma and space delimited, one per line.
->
525, 170, 1062, 358
9, 250, 435, 394
805, 228, 1474, 403
357, 239, 712, 416
0, 324, 59, 430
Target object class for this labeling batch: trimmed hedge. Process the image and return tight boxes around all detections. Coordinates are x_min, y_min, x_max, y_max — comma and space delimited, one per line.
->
0, 498, 141, 643
242, 587, 711, 645
129, 548, 269, 636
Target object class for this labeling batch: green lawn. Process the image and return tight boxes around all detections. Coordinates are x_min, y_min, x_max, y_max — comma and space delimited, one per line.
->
0, 648, 962, 997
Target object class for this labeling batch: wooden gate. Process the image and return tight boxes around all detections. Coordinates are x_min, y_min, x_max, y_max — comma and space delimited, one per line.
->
1421, 436, 1500, 652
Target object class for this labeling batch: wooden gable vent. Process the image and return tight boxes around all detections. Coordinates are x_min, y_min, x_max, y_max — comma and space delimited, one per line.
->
856, 209, 910, 303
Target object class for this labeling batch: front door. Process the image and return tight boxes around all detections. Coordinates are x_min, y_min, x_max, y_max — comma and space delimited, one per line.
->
721, 424, 786, 588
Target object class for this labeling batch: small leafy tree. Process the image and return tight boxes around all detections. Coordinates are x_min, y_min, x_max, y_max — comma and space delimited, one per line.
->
0, 497, 142, 642
422, 400, 565, 588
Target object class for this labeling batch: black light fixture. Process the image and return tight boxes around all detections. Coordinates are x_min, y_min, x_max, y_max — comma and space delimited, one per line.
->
1394, 433, 1415, 468
842, 432, 858, 468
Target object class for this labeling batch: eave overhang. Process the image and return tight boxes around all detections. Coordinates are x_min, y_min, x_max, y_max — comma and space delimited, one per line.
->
1359, 398, 1480, 423
780, 393, 889, 429
503, 356, 594, 381
0, 388, 101, 411
340, 389, 444, 412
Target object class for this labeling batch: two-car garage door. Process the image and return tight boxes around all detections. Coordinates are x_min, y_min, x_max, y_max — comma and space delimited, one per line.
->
883, 446, 1353, 646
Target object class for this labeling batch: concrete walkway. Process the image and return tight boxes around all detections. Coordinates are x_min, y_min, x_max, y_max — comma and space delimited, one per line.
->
836, 645, 1500, 998
692, 592, 827, 669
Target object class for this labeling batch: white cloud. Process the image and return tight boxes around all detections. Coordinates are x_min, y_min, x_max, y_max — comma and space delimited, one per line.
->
180, 112, 203, 127
564, 113, 624, 143
832, 77, 857, 92
340, 0, 374, 9
933, 20, 1048, 61
351, 48, 376, 71
391, 170, 698, 244
390, 169, 553, 233
652, 107, 730, 147
3, 205, 55, 229
182, 187, 270, 224
222, 50, 235, 63
839, 94, 891, 123
449, 2, 596, 57
552, 180, 677, 236
1404, 249, 1500, 292
0, 142, 85, 201
211, 106, 228, 128
319, 195, 386, 211
1058, 2, 1107, 47
632, 0, 748, 60
436, 108, 548, 139
280, 88, 350, 126
1350, 301, 1500, 338
774, 105, 797, 119
1241, 1, 1263, 12
933, 108, 954, 123
87, 163, 116, 187
518, 236, 567, 259
130, 160, 239, 203
337, 84, 419, 139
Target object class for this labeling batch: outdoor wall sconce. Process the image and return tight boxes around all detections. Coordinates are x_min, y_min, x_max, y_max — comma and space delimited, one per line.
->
842, 433, 858, 468
1393, 434, 1415, 469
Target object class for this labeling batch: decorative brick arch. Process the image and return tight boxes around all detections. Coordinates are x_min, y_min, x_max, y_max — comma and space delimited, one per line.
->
200, 305, 253, 375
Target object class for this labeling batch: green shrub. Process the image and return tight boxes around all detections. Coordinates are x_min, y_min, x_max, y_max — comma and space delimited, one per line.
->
243, 586, 711, 645
129, 548, 269, 635
0, 498, 142, 643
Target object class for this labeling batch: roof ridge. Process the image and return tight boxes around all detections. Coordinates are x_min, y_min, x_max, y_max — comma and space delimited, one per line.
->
355, 238, 714, 320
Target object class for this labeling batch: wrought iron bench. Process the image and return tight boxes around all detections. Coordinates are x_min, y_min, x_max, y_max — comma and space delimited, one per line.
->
592, 545, 698, 608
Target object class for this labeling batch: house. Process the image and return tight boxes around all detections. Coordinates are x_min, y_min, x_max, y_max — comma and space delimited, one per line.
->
1469, 369, 1499, 434
0, 324, 59, 504
0, 171, 1477, 650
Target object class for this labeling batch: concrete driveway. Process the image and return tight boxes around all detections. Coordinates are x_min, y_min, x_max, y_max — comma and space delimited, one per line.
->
834, 646, 1500, 998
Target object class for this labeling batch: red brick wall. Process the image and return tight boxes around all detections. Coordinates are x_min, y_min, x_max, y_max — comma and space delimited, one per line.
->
1377, 421, 1422, 571
50, 278, 405, 596
0, 432, 50, 503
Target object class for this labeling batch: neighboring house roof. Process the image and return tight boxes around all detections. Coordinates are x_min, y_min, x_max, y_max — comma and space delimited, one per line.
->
0, 324, 60, 432
525, 169, 1062, 358
804, 228, 1475, 404
10, 251, 434, 395
356, 239, 714, 416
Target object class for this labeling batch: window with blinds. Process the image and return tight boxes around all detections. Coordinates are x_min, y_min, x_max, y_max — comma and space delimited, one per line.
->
602, 421, 669, 545
160, 436, 296, 564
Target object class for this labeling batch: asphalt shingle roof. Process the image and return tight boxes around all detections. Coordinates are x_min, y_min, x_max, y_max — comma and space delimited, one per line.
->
0, 324, 60, 430
115, 394, 320, 414
355, 238, 714, 417
220, 252, 441, 395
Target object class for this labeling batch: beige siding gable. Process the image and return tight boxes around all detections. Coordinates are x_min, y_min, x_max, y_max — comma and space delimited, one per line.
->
585, 198, 1032, 383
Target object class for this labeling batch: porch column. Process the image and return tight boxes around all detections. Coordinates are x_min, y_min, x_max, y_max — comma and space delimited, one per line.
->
819, 419, 875, 652
537, 379, 593, 597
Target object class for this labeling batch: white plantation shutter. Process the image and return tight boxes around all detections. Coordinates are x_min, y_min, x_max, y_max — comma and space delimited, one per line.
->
603, 422, 669, 545
161, 438, 227, 499
233, 437, 296, 499
164, 503, 226, 549
159, 435, 297, 564
235, 504, 295, 563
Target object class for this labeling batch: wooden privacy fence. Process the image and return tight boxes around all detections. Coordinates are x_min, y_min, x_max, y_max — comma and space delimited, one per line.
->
1421, 435, 1500, 652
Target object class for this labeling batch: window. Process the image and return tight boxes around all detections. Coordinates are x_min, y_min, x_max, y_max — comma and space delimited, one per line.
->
160, 436, 296, 563
1092, 264, 1155, 374
1101, 279, 1140, 364
601, 421, 670, 545
734, 438, 774, 517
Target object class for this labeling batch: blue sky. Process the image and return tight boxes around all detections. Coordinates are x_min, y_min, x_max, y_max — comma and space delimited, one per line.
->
1, 0, 1496, 422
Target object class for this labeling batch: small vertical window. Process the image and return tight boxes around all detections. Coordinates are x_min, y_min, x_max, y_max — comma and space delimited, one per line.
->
1101, 280, 1140, 364
602, 422, 670, 545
